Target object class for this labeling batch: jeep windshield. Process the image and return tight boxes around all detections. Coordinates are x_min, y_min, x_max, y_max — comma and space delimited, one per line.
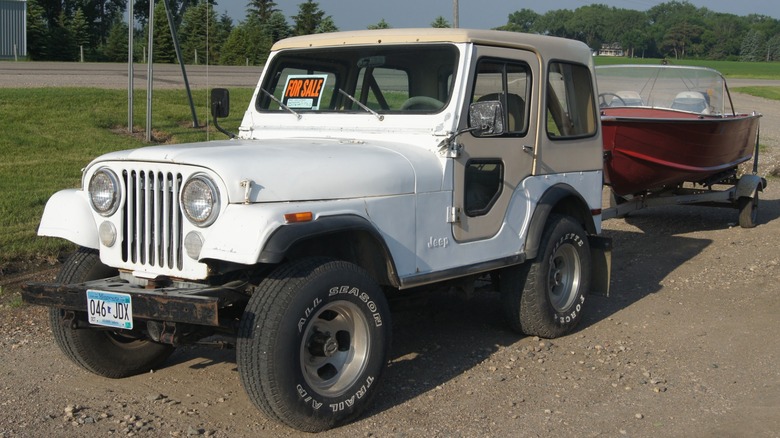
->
256, 44, 459, 114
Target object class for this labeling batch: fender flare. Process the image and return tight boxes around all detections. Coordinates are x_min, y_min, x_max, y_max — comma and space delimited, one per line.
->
257, 214, 400, 286
524, 184, 597, 260
38, 189, 99, 249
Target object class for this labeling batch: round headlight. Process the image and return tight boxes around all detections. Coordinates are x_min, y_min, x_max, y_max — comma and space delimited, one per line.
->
181, 174, 220, 227
89, 168, 120, 216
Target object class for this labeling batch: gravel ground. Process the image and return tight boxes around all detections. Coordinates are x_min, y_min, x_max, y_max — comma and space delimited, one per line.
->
1, 65, 779, 437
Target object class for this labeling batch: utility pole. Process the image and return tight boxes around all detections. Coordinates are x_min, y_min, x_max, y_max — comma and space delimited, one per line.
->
146, 0, 154, 142
453, 0, 459, 28
128, 0, 134, 133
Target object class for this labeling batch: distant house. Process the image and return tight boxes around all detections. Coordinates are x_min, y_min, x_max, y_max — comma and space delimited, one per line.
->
599, 43, 624, 57
0, 0, 26, 59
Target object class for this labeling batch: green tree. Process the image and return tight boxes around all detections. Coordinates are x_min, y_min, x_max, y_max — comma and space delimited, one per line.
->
142, 0, 176, 63
49, 11, 76, 61
702, 13, 747, 60
219, 25, 250, 65
26, 0, 50, 60
103, 20, 130, 61
740, 29, 765, 61
662, 21, 704, 59
367, 19, 391, 30
179, 2, 221, 64
247, 0, 278, 21
292, 0, 325, 36
567, 4, 611, 50
497, 9, 538, 33
315, 16, 338, 33
264, 11, 291, 42
70, 9, 91, 60
767, 34, 780, 61
534, 9, 574, 39
430, 16, 450, 28
620, 29, 649, 58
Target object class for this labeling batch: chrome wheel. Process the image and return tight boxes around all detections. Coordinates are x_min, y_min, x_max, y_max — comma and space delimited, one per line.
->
301, 301, 370, 397
548, 243, 582, 312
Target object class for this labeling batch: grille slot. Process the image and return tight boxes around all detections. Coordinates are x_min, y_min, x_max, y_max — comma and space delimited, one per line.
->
122, 169, 183, 270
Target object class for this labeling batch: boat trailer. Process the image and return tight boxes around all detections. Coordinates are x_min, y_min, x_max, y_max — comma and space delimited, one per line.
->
602, 132, 767, 229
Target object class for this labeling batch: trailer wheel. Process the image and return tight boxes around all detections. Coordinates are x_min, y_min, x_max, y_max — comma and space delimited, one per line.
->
501, 215, 591, 338
49, 248, 175, 378
237, 257, 391, 432
738, 193, 759, 228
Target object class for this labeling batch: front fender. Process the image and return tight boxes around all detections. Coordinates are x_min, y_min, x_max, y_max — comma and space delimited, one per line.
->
38, 189, 99, 249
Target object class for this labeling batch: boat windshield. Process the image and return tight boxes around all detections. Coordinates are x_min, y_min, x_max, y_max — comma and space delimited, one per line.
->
596, 65, 733, 115
255, 44, 459, 115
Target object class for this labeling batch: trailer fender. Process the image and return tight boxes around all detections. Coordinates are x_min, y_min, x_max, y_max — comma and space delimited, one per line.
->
38, 189, 99, 249
735, 174, 767, 199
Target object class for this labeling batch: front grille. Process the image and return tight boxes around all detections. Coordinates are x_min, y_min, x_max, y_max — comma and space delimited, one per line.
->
121, 169, 184, 270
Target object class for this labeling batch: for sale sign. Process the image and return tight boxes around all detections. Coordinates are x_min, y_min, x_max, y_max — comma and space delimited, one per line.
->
282, 74, 328, 110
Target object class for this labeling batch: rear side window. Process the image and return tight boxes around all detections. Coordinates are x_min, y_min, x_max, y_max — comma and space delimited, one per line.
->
546, 62, 597, 139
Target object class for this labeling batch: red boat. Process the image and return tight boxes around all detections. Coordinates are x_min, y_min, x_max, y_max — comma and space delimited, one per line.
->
597, 65, 761, 196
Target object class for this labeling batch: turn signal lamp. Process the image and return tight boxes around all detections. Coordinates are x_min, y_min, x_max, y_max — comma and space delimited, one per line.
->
284, 212, 313, 223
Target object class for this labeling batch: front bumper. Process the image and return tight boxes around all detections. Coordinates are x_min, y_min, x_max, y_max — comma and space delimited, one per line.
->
22, 278, 224, 327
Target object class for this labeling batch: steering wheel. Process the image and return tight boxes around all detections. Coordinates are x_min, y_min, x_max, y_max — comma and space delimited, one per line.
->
400, 96, 444, 110
599, 93, 626, 108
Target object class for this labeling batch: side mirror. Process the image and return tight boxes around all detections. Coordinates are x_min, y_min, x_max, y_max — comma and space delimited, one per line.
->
211, 88, 230, 118
210, 88, 235, 139
469, 100, 505, 136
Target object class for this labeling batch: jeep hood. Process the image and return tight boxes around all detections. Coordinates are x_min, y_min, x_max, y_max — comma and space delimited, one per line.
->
90, 138, 438, 203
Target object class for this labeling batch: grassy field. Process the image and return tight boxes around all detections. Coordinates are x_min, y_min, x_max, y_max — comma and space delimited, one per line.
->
594, 56, 780, 79
0, 88, 253, 265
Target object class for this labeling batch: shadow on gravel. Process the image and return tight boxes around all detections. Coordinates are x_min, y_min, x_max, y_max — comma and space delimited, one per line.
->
357, 226, 712, 418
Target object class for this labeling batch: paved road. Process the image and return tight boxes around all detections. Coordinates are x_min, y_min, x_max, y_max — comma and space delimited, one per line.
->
0, 62, 262, 89
3, 61, 780, 90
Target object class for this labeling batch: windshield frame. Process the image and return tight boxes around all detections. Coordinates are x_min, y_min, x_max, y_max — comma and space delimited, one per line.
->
255, 43, 461, 115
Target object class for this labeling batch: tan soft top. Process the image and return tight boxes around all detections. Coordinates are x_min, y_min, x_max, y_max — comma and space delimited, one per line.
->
271, 28, 593, 65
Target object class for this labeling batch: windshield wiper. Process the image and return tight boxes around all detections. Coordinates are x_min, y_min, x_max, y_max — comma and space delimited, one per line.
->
260, 88, 301, 120
338, 89, 384, 121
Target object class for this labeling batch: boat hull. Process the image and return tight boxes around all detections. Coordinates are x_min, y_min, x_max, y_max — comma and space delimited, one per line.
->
601, 107, 760, 196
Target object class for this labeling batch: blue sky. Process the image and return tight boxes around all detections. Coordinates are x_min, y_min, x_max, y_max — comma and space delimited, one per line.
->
219, 0, 780, 29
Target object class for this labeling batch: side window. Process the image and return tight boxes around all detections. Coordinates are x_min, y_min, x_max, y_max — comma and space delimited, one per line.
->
546, 62, 597, 138
471, 59, 530, 135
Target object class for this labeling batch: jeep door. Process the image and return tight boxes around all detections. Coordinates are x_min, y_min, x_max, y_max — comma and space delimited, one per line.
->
452, 47, 539, 242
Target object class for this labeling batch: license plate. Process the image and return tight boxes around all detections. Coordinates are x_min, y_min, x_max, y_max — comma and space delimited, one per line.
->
86, 290, 133, 330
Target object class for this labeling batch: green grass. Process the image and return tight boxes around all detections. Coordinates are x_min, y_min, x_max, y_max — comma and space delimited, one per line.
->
594, 57, 780, 79
730, 86, 780, 101
0, 87, 253, 265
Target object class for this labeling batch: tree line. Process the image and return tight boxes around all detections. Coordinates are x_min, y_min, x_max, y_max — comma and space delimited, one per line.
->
25, 0, 780, 64
499, 2, 780, 61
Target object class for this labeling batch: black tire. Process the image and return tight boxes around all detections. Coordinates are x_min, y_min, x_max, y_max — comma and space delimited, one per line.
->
237, 257, 392, 432
49, 247, 175, 378
738, 193, 759, 228
500, 215, 591, 338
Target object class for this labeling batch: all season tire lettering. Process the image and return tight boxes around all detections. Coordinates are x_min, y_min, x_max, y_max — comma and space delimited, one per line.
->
329, 376, 374, 413
329, 286, 383, 326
